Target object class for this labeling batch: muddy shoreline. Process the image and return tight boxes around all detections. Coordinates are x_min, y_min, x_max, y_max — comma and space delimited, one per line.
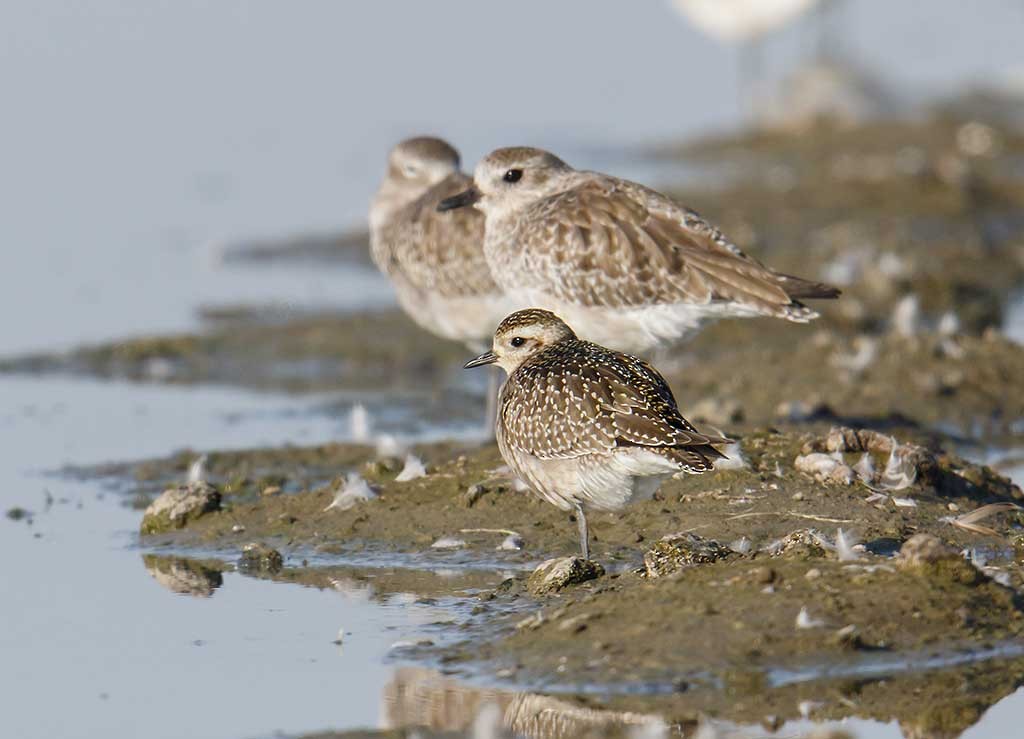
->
14, 109, 1024, 736
121, 420, 1024, 735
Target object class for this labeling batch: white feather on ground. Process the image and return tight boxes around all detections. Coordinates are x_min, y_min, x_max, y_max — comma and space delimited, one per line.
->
431, 536, 467, 549
349, 404, 371, 443
497, 533, 524, 551
395, 454, 426, 481
892, 294, 921, 337
323, 473, 377, 512
729, 536, 752, 555
187, 454, 208, 484
796, 606, 825, 629
881, 442, 917, 490
835, 528, 863, 562
852, 452, 876, 483
713, 440, 748, 470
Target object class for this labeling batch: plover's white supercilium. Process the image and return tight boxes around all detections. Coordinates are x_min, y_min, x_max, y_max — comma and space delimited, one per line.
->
370, 137, 515, 351
439, 147, 838, 354
465, 309, 728, 559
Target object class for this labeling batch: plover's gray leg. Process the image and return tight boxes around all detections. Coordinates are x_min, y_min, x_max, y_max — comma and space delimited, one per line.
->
574, 502, 590, 560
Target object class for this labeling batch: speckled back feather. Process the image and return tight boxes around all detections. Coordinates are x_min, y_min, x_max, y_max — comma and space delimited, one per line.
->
499, 336, 727, 470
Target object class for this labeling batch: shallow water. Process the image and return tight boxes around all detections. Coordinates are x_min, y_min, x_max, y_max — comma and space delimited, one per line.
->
0, 375, 491, 739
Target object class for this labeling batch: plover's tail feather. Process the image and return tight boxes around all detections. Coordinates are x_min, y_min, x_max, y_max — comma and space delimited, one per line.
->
776, 273, 842, 300
664, 443, 725, 473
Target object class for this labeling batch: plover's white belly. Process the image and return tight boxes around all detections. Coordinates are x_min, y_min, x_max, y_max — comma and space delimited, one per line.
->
502, 442, 681, 513
503, 290, 759, 354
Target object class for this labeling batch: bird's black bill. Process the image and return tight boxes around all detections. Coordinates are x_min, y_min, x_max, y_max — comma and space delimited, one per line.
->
437, 186, 481, 212
464, 350, 498, 369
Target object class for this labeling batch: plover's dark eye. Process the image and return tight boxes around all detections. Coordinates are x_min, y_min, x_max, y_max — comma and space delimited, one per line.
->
503, 169, 523, 183
510, 336, 525, 347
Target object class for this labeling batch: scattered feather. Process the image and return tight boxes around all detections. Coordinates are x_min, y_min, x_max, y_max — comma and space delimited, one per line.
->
852, 452, 876, 483
799, 700, 824, 719
374, 433, 406, 458
835, 528, 863, 562
394, 454, 426, 482
713, 440, 748, 470
796, 607, 825, 629
892, 497, 917, 508
892, 294, 921, 337
865, 492, 887, 504
945, 502, 1022, 537
349, 404, 370, 443
938, 311, 960, 336
187, 454, 208, 484
880, 441, 917, 490
431, 536, 467, 549
497, 534, 524, 551
729, 536, 752, 555
831, 335, 878, 373
323, 473, 377, 512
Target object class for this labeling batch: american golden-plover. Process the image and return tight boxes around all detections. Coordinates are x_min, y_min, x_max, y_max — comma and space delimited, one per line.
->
439, 146, 838, 354
370, 137, 515, 349
371, 137, 516, 427
465, 308, 728, 559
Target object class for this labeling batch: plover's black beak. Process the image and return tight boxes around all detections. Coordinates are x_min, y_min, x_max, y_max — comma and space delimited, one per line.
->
437, 185, 481, 212
464, 350, 498, 369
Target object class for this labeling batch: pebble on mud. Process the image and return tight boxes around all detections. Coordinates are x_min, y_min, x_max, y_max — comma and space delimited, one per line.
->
643, 533, 733, 578
527, 557, 604, 596
238, 542, 284, 573
140, 481, 221, 535
794, 452, 855, 485
896, 533, 983, 586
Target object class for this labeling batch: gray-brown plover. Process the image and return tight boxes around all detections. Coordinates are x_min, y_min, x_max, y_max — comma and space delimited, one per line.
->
371, 137, 516, 428
370, 137, 514, 351
465, 308, 728, 559
439, 147, 838, 354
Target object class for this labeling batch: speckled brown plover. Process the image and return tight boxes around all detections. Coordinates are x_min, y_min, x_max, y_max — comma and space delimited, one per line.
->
439, 147, 838, 354
465, 308, 728, 559
370, 137, 517, 427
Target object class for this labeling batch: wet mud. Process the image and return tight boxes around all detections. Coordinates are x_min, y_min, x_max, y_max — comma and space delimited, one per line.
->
122, 421, 1024, 736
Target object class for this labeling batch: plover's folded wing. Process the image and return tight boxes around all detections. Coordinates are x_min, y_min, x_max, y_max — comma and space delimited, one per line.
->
388, 173, 497, 299
503, 343, 728, 461
519, 179, 836, 319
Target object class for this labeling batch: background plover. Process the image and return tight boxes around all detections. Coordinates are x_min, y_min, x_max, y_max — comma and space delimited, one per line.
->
370, 137, 514, 350
371, 137, 515, 427
440, 146, 838, 354
465, 308, 728, 559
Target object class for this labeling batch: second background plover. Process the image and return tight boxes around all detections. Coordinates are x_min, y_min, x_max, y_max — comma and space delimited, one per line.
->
440, 146, 838, 354
465, 308, 728, 559
370, 137, 515, 427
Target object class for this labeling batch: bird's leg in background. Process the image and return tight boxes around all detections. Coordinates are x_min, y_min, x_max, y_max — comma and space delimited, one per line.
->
574, 502, 590, 560
483, 365, 500, 439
